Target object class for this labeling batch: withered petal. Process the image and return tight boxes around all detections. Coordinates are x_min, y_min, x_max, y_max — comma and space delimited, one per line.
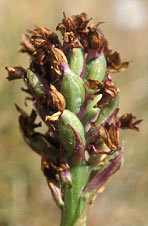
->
104, 40, 129, 73
97, 123, 120, 151
45, 111, 61, 122
51, 47, 68, 75
120, 113, 143, 131
47, 180, 64, 208
88, 25, 105, 52
87, 79, 102, 90
96, 75, 118, 108
15, 104, 28, 117
5, 66, 27, 81
49, 84, 66, 112
20, 34, 35, 54
15, 104, 41, 137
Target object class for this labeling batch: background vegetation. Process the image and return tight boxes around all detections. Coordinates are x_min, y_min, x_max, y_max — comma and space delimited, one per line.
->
0, 0, 147, 225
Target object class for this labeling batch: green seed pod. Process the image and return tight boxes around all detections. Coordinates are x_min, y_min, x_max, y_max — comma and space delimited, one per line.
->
28, 70, 45, 96
67, 48, 84, 76
61, 69, 85, 115
84, 53, 107, 95
82, 94, 102, 125
59, 109, 85, 156
84, 53, 107, 82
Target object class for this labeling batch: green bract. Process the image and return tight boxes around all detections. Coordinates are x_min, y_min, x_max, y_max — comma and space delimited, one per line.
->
61, 70, 85, 115
82, 94, 102, 125
59, 110, 85, 156
28, 70, 45, 96
96, 92, 120, 126
68, 48, 84, 76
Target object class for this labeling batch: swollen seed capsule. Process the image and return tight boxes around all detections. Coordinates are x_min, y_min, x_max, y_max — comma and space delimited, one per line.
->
59, 109, 85, 156
61, 70, 85, 115
67, 48, 84, 76
84, 53, 107, 94
84, 53, 107, 82
28, 70, 45, 96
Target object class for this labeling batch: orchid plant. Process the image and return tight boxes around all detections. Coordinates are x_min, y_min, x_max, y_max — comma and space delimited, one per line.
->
6, 13, 142, 226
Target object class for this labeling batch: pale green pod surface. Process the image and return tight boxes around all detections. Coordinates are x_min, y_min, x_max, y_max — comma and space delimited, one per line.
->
84, 53, 107, 82
28, 70, 45, 96
84, 53, 107, 95
59, 110, 85, 155
67, 48, 84, 76
61, 71, 85, 115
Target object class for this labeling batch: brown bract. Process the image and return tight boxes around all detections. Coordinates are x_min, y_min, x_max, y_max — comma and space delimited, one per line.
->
88, 74, 118, 108
119, 113, 143, 131
5, 66, 27, 81
104, 40, 129, 73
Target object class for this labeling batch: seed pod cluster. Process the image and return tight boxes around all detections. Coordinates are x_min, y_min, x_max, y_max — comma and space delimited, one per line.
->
67, 48, 84, 76
59, 109, 85, 156
6, 13, 142, 219
59, 47, 108, 159
60, 69, 85, 115
27, 70, 46, 96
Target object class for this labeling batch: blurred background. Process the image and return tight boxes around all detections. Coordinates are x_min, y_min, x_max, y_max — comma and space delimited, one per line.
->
0, 0, 147, 225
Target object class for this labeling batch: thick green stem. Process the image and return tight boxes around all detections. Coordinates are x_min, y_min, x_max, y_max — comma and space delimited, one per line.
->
60, 163, 89, 226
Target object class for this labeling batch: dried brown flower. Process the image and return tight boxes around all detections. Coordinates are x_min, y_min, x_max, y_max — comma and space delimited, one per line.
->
119, 113, 143, 131
51, 47, 68, 75
57, 12, 104, 52
15, 104, 41, 137
20, 34, 35, 54
49, 84, 66, 112
98, 123, 120, 151
104, 40, 129, 73
88, 74, 118, 108
6, 66, 27, 81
